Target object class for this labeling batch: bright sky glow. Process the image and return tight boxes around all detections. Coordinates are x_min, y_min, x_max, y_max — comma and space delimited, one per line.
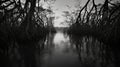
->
42, 0, 104, 27
52, 0, 77, 27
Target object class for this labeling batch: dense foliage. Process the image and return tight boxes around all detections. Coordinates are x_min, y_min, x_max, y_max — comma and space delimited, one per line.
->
68, 0, 120, 45
0, 0, 56, 44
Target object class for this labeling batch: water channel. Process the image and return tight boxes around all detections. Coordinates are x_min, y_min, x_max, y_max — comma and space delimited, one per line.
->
0, 31, 118, 67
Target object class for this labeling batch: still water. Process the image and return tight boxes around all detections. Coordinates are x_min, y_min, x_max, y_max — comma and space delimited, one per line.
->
0, 31, 117, 67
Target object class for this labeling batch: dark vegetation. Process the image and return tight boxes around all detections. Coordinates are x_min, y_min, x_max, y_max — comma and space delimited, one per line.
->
68, 0, 120, 47
0, 0, 56, 43
0, 0, 56, 53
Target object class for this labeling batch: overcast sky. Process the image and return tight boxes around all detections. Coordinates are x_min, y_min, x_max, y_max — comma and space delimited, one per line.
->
42, 0, 104, 27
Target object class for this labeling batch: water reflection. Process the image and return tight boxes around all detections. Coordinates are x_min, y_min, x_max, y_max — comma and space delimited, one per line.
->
0, 37, 46, 67
40, 32, 80, 67
70, 35, 115, 67
0, 32, 117, 67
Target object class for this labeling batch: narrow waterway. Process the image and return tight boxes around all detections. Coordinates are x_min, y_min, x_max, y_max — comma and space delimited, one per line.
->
40, 32, 81, 67
0, 31, 117, 67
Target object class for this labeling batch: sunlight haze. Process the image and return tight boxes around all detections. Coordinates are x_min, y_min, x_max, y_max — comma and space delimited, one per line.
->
42, 0, 104, 27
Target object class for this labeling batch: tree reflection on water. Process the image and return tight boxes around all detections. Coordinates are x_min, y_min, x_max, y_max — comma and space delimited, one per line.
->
70, 35, 115, 67
0, 32, 116, 67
